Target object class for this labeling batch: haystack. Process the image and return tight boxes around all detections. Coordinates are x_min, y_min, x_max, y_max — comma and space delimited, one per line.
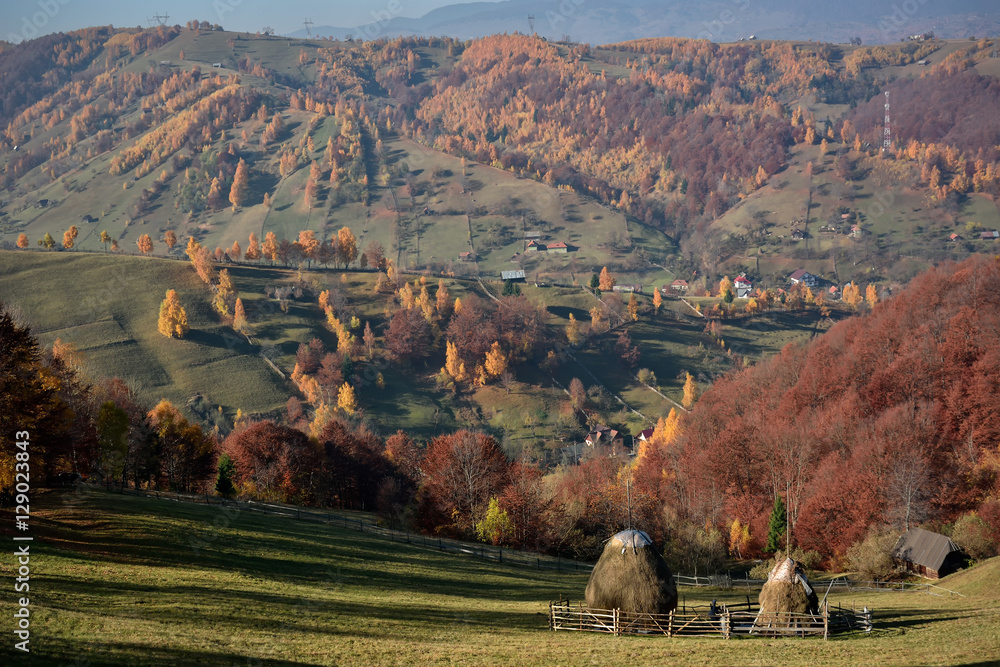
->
585, 529, 678, 614
756, 558, 819, 628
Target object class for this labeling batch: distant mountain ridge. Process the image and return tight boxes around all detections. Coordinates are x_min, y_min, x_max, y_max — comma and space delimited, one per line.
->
289, 0, 1000, 45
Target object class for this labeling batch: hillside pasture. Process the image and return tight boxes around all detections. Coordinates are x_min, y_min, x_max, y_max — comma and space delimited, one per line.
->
7, 488, 999, 666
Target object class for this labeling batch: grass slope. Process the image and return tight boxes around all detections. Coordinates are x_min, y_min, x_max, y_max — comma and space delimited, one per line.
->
0, 251, 288, 417
4, 489, 999, 666
0, 249, 844, 441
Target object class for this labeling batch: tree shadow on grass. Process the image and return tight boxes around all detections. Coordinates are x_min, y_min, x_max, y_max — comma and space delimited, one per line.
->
184, 328, 255, 354
36, 493, 583, 607
31, 638, 307, 667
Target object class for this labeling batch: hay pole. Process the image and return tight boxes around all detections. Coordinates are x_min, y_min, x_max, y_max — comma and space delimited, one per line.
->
820, 578, 836, 608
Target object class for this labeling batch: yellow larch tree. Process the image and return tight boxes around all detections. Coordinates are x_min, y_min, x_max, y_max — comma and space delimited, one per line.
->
337, 226, 358, 268
436, 280, 451, 317
484, 341, 508, 379
627, 293, 639, 321
682, 372, 698, 409
444, 340, 467, 383
865, 283, 880, 309
157, 290, 189, 338
598, 266, 615, 291
653, 288, 662, 315
566, 313, 582, 345
233, 297, 248, 333
262, 232, 278, 264
337, 383, 357, 415
136, 234, 153, 255
229, 158, 249, 211
842, 282, 862, 311
245, 232, 261, 261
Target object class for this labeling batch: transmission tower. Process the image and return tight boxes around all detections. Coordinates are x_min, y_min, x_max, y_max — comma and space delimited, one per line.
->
303, 18, 314, 38
527, 14, 535, 34
147, 12, 170, 27
882, 90, 891, 153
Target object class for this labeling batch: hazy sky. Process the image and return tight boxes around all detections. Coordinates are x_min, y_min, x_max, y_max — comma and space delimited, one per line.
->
3, 0, 495, 43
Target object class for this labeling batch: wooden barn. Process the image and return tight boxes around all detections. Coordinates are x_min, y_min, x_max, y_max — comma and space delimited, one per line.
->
891, 527, 966, 579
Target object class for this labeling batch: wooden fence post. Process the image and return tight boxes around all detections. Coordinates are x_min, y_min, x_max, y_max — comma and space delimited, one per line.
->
613, 608, 620, 636
668, 609, 674, 637
723, 611, 730, 639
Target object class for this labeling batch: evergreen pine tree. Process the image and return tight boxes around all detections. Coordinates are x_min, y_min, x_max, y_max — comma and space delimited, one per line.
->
215, 453, 236, 497
766, 494, 787, 554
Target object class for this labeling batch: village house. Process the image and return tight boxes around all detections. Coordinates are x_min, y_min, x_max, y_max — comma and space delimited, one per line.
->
458, 251, 474, 262
669, 279, 689, 293
980, 230, 999, 240
585, 425, 623, 448
789, 269, 818, 287
547, 241, 569, 253
734, 274, 753, 298
525, 240, 545, 252
634, 428, 654, 444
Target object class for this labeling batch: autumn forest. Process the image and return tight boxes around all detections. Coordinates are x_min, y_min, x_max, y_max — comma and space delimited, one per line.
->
3, 22, 1000, 574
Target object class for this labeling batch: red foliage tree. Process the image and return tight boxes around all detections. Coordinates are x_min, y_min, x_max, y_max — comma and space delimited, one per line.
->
221, 420, 317, 503
385, 307, 432, 362
419, 431, 511, 535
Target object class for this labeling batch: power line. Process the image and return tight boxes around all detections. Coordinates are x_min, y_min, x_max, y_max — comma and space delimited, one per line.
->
303, 18, 314, 39
147, 12, 169, 27
882, 90, 891, 154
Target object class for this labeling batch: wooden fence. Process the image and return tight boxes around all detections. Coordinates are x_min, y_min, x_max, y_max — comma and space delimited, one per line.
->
549, 600, 873, 639
674, 573, 962, 597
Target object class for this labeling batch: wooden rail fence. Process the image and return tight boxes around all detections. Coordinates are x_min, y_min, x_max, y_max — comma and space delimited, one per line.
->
549, 600, 873, 639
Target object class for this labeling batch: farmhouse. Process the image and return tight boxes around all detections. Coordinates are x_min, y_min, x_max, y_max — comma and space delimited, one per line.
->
669, 279, 689, 293
585, 425, 622, 447
734, 274, 752, 298
547, 241, 569, 253
980, 231, 999, 240
634, 428, 654, 443
501, 269, 526, 282
789, 269, 818, 287
525, 240, 545, 252
458, 251, 474, 262
891, 527, 966, 579
949, 233, 961, 242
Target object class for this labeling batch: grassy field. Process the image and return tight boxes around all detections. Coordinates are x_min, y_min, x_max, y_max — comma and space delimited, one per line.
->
0, 250, 841, 443
5, 488, 999, 666
0, 250, 289, 417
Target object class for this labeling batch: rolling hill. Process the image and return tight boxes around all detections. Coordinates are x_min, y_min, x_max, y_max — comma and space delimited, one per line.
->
4, 486, 998, 665
292, 0, 1000, 45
